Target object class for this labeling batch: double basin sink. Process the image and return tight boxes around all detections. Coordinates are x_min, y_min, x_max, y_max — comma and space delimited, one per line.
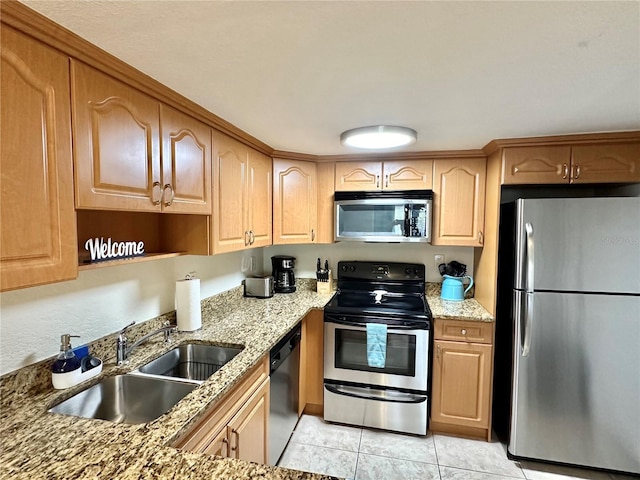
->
49, 343, 243, 424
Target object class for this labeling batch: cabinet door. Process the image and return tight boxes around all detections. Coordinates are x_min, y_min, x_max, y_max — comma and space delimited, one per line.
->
160, 104, 211, 214
273, 159, 317, 244
212, 131, 248, 253
0, 26, 78, 291
502, 146, 570, 185
431, 340, 492, 429
228, 378, 270, 464
432, 158, 486, 246
71, 61, 161, 211
383, 160, 433, 190
570, 142, 640, 184
201, 427, 229, 457
247, 149, 272, 248
334, 162, 382, 191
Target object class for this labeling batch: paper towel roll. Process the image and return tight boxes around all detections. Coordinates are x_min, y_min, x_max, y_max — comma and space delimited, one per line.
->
175, 278, 202, 332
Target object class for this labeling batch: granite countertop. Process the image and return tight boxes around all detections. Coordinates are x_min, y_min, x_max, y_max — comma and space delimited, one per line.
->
0, 280, 492, 480
425, 283, 494, 322
0, 280, 337, 480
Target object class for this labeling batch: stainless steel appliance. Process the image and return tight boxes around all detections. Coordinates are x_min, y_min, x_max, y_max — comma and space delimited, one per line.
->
495, 197, 640, 475
334, 190, 432, 243
271, 255, 296, 293
243, 276, 274, 298
268, 323, 301, 465
323, 261, 431, 435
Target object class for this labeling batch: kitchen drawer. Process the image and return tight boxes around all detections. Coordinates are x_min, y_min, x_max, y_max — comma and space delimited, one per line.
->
434, 319, 494, 344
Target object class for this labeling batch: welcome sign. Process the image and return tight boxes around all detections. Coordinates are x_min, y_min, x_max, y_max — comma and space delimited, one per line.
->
84, 237, 145, 262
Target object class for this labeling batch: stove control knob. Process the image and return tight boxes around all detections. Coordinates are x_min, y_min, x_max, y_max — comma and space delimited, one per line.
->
405, 267, 412, 276
414, 268, 421, 277
349, 265, 356, 272
341, 265, 348, 272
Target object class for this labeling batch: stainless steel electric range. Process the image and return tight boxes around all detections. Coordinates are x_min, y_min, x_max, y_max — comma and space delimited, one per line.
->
323, 261, 432, 435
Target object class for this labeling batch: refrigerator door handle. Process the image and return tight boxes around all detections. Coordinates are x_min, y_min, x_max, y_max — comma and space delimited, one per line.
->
524, 222, 534, 293
522, 292, 533, 357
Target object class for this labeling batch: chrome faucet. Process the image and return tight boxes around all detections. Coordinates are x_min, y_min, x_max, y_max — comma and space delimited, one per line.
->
116, 321, 177, 365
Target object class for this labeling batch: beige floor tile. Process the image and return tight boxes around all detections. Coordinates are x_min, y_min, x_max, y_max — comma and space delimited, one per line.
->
291, 414, 362, 452
355, 453, 441, 480
521, 461, 622, 480
278, 441, 358, 478
359, 429, 437, 464
434, 433, 525, 478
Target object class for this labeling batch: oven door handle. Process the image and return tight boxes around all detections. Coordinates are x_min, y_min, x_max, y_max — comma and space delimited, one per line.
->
325, 318, 428, 330
324, 383, 427, 404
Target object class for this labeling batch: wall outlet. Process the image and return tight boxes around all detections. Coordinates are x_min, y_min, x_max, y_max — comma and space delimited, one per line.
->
434, 254, 445, 269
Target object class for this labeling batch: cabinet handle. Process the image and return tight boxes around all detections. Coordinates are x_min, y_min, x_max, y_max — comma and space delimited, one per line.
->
151, 181, 162, 205
163, 184, 175, 206
478, 231, 484, 245
311, 229, 315, 241
436, 344, 441, 359
461, 329, 467, 336
376, 175, 380, 188
222, 437, 229, 457
244, 231, 250, 246
384, 174, 389, 188
574, 164, 581, 179
561, 163, 569, 179
249, 230, 255, 245
231, 428, 239, 452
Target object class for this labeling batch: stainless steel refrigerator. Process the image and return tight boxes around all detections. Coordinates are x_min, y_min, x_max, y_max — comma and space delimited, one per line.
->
499, 197, 640, 475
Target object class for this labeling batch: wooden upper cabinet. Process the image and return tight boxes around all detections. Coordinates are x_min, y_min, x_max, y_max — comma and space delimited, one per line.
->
570, 142, 640, 184
502, 146, 570, 185
212, 131, 272, 253
335, 161, 382, 190
432, 158, 486, 247
0, 26, 77, 291
502, 142, 640, 185
246, 149, 273, 248
72, 61, 211, 214
212, 131, 248, 253
335, 159, 433, 191
159, 104, 211, 214
383, 159, 433, 190
72, 60, 162, 211
273, 159, 317, 244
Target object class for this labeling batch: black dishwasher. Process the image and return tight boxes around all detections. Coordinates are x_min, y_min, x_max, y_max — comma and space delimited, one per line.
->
268, 323, 301, 465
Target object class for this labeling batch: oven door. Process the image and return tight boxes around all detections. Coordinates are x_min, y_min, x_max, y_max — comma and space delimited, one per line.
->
324, 314, 429, 392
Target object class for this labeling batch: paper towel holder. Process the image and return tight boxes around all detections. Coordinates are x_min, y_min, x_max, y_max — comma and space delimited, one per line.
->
184, 271, 197, 280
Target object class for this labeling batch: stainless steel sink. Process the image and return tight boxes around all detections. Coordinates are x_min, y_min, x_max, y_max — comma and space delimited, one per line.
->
48, 374, 197, 424
132, 343, 243, 383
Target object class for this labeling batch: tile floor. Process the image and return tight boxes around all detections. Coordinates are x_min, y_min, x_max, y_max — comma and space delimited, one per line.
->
278, 415, 637, 480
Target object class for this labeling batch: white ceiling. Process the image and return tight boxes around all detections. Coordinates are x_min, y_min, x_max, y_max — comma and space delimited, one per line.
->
21, 0, 640, 155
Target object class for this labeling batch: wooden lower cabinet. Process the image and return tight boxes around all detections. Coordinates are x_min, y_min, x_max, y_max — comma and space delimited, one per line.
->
174, 356, 270, 464
430, 319, 494, 441
299, 309, 324, 415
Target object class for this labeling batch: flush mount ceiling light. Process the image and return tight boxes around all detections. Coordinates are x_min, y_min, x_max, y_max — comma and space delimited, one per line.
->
340, 125, 417, 149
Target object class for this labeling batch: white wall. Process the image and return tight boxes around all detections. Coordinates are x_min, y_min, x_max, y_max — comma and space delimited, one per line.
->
0, 242, 472, 376
264, 243, 474, 282
0, 249, 263, 375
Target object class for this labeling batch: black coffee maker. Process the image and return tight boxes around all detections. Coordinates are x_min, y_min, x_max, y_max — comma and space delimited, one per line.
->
271, 255, 296, 293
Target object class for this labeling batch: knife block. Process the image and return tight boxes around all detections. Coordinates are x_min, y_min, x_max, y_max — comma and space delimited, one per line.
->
316, 270, 333, 294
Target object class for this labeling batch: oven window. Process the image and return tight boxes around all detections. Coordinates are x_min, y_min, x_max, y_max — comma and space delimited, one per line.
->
334, 329, 416, 376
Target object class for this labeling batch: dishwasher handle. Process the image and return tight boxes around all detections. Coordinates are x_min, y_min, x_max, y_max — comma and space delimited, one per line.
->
270, 325, 301, 374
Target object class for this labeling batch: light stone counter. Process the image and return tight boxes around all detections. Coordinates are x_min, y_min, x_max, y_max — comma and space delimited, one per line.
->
0, 280, 338, 480
425, 283, 494, 322
0, 280, 492, 480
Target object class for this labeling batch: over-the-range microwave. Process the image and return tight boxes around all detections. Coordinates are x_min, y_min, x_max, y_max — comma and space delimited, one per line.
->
334, 190, 433, 243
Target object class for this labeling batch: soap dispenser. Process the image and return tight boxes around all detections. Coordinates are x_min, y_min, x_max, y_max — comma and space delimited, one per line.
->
51, 334, 81, 389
